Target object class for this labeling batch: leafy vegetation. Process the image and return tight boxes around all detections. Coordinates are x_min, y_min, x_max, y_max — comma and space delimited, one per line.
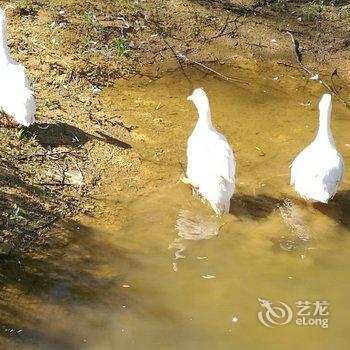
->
113, 37, 130, 56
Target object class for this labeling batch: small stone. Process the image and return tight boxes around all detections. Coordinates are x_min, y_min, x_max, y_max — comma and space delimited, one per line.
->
92, 87, 101, 95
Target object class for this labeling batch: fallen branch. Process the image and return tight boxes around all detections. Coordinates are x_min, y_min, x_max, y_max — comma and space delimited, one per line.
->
161, 37, 193, 89
210, 14, 244, 40
286, 31, 350, 109
152, 19, 247, 86
33, 182, 76, 187
17, 147, 85, 161
210, 30, 236, 40
213, 13, 230, 39
286, 31, 315, 77
176, 52, 248, 85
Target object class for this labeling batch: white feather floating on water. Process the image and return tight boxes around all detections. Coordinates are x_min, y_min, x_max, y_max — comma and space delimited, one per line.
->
0, 9, 36, 127
290, 93, 344, 203
183, 88, 235, 214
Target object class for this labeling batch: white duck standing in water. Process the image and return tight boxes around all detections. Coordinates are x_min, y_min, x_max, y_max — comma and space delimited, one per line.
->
291, 93, 344, 203
0, 9, 36, 127
182, 88, 235, 215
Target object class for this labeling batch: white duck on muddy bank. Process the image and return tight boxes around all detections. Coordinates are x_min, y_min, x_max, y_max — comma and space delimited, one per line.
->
290, 93, 344, 203
0, 8, 36, 127
182, 88, 235, 215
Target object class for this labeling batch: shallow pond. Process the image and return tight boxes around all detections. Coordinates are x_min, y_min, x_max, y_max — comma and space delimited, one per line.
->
1, 65, 350, 350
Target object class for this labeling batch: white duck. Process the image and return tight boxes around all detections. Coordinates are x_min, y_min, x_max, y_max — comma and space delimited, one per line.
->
290, 93, 344, 203
182, 88, 235, 214
0, 9, 36, 127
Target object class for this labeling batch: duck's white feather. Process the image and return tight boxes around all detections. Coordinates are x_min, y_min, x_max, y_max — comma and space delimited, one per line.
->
0, 9, 36, 126
186, 88, 235, 214
290, 94, 344, 203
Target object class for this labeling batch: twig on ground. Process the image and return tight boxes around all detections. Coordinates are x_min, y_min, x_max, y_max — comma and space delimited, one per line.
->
210, 14, 243, 40
33, 182, 76, 187
218, 13, 230, 35
17, 147, 85, 161
151, 19, 246, 86
286, 31, 314, 77
286, 31, 350, 109
161, 37, 193, 89
176, 52, 248, 85
210, 30, 236, 40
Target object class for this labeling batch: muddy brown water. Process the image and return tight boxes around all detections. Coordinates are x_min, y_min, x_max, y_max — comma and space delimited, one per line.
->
1, 66, 350, 350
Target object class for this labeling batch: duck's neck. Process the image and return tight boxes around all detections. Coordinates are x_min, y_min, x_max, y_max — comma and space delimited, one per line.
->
0, 17, 11, 63
314, 104, 334, 145
194, 99, 213, 130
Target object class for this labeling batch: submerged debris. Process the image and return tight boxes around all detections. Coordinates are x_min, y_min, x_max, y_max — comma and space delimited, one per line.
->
202, 275, 216, 279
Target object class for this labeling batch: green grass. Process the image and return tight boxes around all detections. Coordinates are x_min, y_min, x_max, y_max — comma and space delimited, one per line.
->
299, 1, 326, 20
130, 0, 143, 11
120, 0, 143, 12
84, 11, 106, 35
113, 37, 130, 56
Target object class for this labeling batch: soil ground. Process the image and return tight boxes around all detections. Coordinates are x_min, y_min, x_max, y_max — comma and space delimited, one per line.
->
0, 0, 349, 256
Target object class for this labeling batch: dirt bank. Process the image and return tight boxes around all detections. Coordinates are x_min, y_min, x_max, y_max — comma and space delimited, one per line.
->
0, 0, 349, 256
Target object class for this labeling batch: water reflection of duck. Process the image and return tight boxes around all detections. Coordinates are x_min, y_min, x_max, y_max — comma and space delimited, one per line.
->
169, 209, 221, 272
175, 209, 221, 241
181, 88, 235, 215
291, 94, 344, 203
0, 9, 36, 127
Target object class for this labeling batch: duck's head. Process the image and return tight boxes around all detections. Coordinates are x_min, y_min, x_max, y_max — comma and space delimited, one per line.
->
187, 88, 208, 104
187, 88, 212, 121
319, 93, 332, 112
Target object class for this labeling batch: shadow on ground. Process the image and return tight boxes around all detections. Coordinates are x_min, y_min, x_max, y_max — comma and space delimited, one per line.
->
0, 218, 136, 350
0, 118, 131, 257
28, 122, 132, 149
0, 157, 65, 256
